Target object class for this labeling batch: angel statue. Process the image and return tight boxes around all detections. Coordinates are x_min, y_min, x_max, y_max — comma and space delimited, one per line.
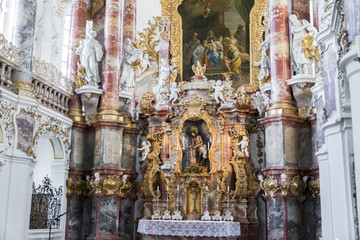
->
289, 14, 318, 75
138, 140, 151, 162
236, 135, 249, 157
211, 80, 226, 104
75, 28, 103, 87
169, 82, 181, 104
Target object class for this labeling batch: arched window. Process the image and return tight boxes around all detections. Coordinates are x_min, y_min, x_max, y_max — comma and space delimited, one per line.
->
0, 0, 17, 41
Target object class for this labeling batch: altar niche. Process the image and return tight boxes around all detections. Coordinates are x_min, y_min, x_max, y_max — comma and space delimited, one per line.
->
179, 0, 253, 87
181, 120, 211, 174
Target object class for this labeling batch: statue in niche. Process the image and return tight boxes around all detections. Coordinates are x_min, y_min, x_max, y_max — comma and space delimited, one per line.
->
75, 28, 103, 87
289, 14, 318, 75
189, 126, 208, 167
120, 37, 141, 92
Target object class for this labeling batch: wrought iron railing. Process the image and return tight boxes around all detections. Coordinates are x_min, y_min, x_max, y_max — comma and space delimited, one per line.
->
29, 176, 63, 229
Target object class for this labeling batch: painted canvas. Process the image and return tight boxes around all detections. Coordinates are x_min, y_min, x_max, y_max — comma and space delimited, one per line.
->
179, 0, 253, 89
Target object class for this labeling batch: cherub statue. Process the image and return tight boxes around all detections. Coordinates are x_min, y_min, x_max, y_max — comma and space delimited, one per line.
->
289, 14, 318, 75
138, 140, 151, 162
169, 82, 181, 104
236, 136, 249, 157
75, 28, 103, 87
211, 80, 226, 104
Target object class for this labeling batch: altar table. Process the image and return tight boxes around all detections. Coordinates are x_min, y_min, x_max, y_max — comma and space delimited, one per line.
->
138, 219, 241, 240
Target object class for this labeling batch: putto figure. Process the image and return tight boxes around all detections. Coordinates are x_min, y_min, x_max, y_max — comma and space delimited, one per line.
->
289, 14, 318, 75
211, 80, 226, 104
75, 28, 103, 87
236, 135, 249, 157
138, 140, 151, 162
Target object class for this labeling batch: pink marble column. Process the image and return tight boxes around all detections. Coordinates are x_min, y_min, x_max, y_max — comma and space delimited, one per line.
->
67, 0, 87, 115
269, 0, 292, 103
100, 0, 124, 110
123, 0, 136, 41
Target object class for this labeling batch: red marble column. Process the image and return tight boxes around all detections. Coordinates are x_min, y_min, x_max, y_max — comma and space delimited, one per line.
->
99, 0, 124, 111
67, 0, 87, 120
269, 0, 292, 104
123, 0, 136, 42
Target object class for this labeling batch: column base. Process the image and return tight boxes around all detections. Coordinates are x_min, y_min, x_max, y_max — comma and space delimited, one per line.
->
96, 108, 123, 122
265, 100, 298, 117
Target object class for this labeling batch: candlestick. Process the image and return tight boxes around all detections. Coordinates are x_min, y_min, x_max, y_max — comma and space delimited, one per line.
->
172, 184, 182, 220
201, 186, 211, 221
162, 185, 171, 220
223, 187, 233, 221
212, 186, 222, 221
151, 186, 162, 220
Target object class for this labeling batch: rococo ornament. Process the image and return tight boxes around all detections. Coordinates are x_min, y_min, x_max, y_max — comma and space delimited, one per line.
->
260, 176, 279, 198
103, 175, 121, 195
308, 177, 320, 198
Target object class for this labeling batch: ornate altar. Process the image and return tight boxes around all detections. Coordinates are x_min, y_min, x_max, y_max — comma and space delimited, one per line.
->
134, 1, 268, 239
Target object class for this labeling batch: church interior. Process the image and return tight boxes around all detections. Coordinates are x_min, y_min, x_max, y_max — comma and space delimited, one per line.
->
0, 0, 360, 239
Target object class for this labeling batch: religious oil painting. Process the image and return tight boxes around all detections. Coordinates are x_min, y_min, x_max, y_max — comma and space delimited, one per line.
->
181, 120, 212, 173
179, 0, 253, 89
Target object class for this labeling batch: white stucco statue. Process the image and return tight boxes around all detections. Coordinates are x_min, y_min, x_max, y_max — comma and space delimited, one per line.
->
236, 136, 249, 157
251, 90, 270, 116
169, 82, 181, 104
289, 14, 318, 75
120, 37, 141, 92
253, 30, 270, 84
75, 28, 103, 87
211, 80, 226, 104
138, 140, 151, 162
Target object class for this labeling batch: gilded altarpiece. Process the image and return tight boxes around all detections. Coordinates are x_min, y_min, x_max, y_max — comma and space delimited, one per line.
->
136, 0, 268, 239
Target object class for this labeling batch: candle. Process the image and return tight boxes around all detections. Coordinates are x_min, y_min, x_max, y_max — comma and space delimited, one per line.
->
217, 186, 219, 191
157, 186, 159, 191
177, 185, 179, 191
227, 186, 229, 192
206, 186, 208, 191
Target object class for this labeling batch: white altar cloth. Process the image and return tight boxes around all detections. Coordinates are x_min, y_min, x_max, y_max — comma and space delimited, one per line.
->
138, 219, 241, 237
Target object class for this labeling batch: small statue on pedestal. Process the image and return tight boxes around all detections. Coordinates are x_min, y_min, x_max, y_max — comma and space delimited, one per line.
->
75, 28, 103, 87
289, 14, 318, 75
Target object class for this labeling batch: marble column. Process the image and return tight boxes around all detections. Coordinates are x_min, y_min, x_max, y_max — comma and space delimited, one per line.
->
98, 0, 123, 116
12, 0, 36, 97
65, 122, 87, 240
261, 0, 303, 238
67, 0, 87, 123
0, 1, 37, 239
123, 0, 136, 41
65, 2, 87, 239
